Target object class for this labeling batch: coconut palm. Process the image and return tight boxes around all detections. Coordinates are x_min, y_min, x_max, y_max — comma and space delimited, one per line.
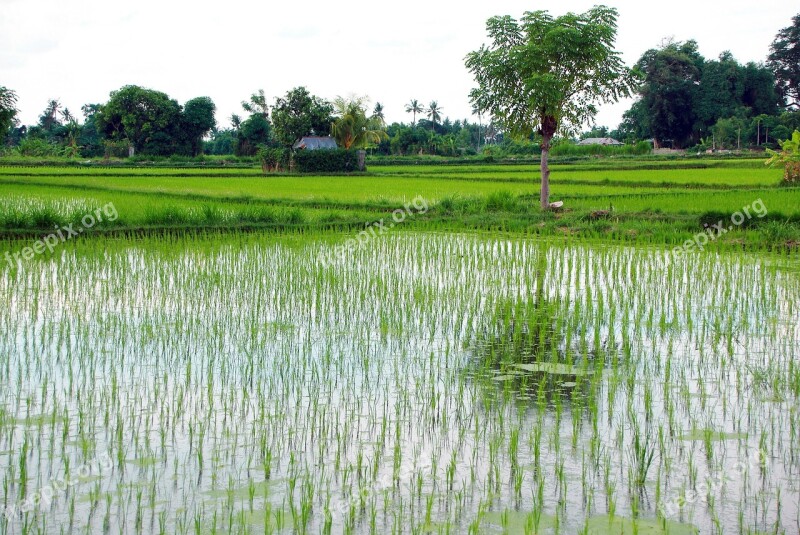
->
331, 95, 388, 150
372, 102, 385, 122
427, 101, 443, 131
405, 99, 424, 127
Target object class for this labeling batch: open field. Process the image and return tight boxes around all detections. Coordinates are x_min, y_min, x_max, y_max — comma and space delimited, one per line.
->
0, 160, 798, 249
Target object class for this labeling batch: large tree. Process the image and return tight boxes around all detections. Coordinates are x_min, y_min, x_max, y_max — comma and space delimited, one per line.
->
181, 96, 216, 156
271, 87, 333, 148
694, 52, 745, 135
465, 6, 637, 209
0, 86, 18, 144
635, 40, 704, 148
768, 13, 800, 109
235, 90, 272, 156
97, 85, 182, 155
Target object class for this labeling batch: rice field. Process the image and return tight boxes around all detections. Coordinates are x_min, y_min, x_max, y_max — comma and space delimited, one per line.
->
0, 230, 798, 534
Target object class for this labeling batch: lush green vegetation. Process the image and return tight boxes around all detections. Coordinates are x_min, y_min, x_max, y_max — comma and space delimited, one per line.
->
0, 159, 798, 250
2, 7, 799, 534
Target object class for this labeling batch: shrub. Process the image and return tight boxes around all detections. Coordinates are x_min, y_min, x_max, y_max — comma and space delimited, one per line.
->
258, 147, 290, 173
765, 130, 800, 184
550, 140, 651, 157
293, 149, 360, 173
16, 138, 62, 157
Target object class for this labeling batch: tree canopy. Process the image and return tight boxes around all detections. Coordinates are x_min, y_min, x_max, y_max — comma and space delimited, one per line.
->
768, 13, 800, 109
0, 86, 18, 145
97, 85, 183, 156
330, 96, 387, 150
181, 97, 216, 156
465, 5, 637, 208
628, 42, 780, 148
271, 87, 333, 148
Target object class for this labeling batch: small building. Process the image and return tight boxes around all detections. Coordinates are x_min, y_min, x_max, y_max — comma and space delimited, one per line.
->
293, 136, 338, 150
577, 137, 624, 146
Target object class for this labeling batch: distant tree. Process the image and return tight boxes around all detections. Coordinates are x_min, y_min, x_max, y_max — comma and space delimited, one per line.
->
205, 129, 236, 155
581, 126, 610, 139
97, 85, 182, 156
635, 41, 704, 148
271, 87, 333, 148
741, 62, 780, 116
768, 13, 800, 109
181, 96, 216, 156
405, 99, 424, 126
242, 89, 270, 118
331, 95, 387, 150
0, 86, 18, 144
372, 102, 385, 124
59, 110, 82, 157
466, 6, 637, 208
694, 52, 745, 135
427, 101, 443, 131
39, 99, 62, 132
236, 114, 271, 156
79, 103, 104, 157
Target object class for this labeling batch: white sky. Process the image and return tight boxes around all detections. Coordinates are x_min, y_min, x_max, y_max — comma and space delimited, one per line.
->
1, 0, 796, 132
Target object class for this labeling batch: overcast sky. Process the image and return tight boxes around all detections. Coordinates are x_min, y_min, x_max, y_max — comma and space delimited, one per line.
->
2, 0, 796, 133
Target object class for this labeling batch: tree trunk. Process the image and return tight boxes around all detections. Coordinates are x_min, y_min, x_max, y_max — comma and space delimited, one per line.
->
540, 133, 551, 210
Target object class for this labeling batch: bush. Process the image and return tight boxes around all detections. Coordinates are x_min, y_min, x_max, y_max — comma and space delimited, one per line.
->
293, 149, 360, 173
766, 130, 800, 184
16, 138, 62, 157
258, 147, 289, 173
550, 140, 651, 157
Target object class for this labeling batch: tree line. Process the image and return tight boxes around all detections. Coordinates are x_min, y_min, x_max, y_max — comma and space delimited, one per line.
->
1, 12, 798, 158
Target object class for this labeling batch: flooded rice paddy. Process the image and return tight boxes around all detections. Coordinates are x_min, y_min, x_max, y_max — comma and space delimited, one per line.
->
0, 232, 798, 534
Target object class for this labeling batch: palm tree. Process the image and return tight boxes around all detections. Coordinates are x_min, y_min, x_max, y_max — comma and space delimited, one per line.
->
331, 95, 388, 150
40, 99, 61, 131
372, 102, 385, 125
405, 99, 424, 127
427, 101, 442, 132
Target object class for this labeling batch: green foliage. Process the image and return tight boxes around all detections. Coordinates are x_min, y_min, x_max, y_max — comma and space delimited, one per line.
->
330, 96, 387, 150
97, 85, 183, 156
236, 114, 272, 156
258, 147, 289, 173
768, 13, 800, 108
181, 97, 216, 156
293, 149, 359, 173
766, 130, 800, 183
465, 6, 637, 140
271, 87, 333, 148
550, 140, 651, 157
636, 41, 703, 148
631, 43, 780, 148
405, 99, 425, 126
15, 137, 62, 157
465, 5, 637, 208
0, 86, 18, 145
205, 129, 236, 155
